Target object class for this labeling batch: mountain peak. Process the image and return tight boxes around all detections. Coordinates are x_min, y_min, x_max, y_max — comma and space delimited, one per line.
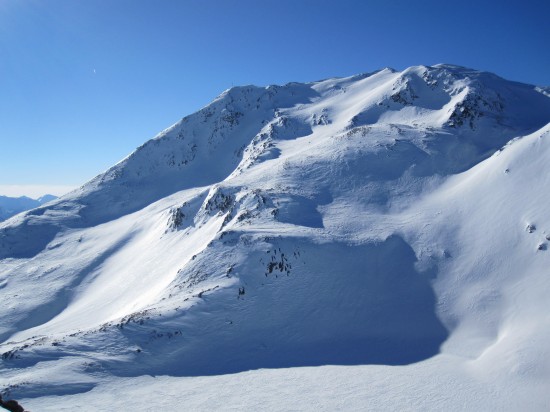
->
1, 66, 550, 407
36, 194, 58, 204
0, 194, 57, 222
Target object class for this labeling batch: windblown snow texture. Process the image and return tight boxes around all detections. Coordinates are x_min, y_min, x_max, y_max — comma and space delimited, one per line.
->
1, 65, 550, 410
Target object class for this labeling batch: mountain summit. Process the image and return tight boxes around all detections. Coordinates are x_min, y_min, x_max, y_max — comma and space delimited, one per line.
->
1, 65, 550, 409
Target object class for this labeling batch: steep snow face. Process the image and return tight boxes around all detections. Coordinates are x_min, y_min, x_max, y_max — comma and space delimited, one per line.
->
1, 65, 550, 407
5, 65, 547, 227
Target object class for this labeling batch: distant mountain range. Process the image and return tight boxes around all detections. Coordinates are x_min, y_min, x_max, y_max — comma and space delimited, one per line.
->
1, 64, 550, 410
0, 194, 57, 221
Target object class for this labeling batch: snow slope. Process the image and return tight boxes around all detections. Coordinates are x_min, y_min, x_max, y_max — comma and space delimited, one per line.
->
1, 65, 550, 410
0, 195, 57, 222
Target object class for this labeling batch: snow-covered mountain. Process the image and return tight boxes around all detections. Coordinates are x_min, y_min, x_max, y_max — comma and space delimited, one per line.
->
0, 194, 57, 222
1, 64, 550, 410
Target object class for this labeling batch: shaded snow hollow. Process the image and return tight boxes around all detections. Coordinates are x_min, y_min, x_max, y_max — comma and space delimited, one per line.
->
1, 65, 550, 410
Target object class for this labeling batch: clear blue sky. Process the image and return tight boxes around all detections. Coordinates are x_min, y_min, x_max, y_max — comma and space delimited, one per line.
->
1, 0, 549, 197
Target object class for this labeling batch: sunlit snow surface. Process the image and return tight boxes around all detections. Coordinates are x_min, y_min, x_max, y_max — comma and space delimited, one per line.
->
1, 65, 550, 410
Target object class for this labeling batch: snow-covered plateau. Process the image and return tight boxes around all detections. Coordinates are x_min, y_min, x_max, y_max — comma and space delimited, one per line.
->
1, 64, 550, 411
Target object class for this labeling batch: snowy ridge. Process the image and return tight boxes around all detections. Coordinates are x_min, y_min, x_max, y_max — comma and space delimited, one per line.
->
1, 65, 550, 410
0, 195, 57, 222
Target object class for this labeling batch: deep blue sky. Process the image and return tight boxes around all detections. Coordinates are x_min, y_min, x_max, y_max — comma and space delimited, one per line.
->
1, 0, 549, 196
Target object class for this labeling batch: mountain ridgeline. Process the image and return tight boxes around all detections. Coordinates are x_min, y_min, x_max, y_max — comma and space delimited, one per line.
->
1, 65, 550, 399
0, 195, 57, 222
